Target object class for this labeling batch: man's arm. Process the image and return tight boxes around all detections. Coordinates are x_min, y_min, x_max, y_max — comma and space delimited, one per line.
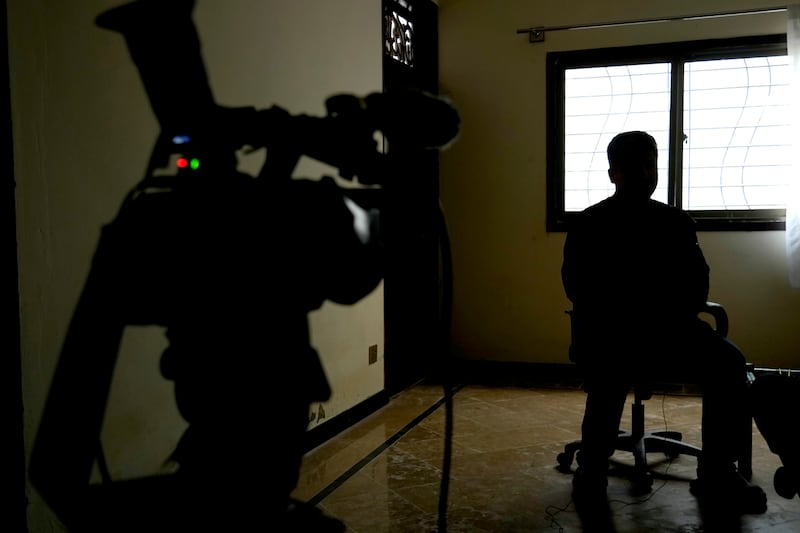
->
678, 214, 710, 312
561, 218, 587, 306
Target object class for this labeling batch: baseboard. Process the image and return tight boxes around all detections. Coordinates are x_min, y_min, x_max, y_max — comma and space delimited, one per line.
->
304, 390, 391, 453
301, 361, 581, 452
422, 359, 778, 396
423, 360, 585, 389
303, 363, 798, 452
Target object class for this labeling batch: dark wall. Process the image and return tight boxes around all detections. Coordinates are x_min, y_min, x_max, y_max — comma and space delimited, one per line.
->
2, 0, 28, 529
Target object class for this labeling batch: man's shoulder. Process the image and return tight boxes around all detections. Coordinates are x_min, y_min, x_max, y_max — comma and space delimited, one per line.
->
567, 198, 617, 233
579, 196, 615, 216
647, 199, 696, 224
648, 198, 679, 211
571, 197, 696, 230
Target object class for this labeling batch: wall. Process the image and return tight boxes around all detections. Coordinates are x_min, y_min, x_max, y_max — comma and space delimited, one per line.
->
8, 1, 383, 530
438, 0, 800, 369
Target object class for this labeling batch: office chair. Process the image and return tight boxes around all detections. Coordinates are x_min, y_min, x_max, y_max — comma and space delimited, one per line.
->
556, 301, 753, 492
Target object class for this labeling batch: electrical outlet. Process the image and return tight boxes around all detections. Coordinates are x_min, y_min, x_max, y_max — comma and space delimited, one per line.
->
368, 344, 378, 364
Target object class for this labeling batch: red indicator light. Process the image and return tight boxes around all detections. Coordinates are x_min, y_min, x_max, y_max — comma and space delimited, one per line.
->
176, 157, 189, 169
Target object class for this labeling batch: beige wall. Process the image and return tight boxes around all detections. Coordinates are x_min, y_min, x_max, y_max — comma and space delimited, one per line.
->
9, 1, 383, 530
438, 0, 800, 369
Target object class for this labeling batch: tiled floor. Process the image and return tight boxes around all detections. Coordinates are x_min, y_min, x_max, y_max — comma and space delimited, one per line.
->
292, 382, 800, 532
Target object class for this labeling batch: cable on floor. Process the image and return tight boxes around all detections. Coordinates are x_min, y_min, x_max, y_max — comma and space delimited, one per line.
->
436, 199, 455, 533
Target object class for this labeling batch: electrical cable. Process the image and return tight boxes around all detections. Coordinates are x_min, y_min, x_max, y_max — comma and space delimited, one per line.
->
545, 392, 678, 529
609, 393, 674, 508
436, 198, 455, 533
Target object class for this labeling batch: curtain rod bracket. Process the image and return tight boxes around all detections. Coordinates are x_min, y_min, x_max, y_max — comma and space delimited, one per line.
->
517, 27, 545, 43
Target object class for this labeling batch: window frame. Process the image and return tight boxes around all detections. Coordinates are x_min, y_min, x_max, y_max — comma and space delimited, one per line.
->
546, 34, 789, 232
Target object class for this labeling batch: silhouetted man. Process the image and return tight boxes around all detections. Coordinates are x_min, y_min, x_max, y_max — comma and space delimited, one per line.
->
561, 130, 767, 513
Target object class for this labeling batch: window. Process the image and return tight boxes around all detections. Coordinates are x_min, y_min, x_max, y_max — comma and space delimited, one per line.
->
546, 34, 790, 231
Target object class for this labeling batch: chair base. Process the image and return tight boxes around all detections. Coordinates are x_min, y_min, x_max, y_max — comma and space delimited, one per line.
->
557, 428, 702, 492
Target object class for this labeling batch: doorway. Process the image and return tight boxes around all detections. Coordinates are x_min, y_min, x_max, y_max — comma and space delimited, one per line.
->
381, 0, 443, 396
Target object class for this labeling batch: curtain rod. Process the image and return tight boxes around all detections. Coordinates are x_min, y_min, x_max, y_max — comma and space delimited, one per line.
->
516, 6, 787, 43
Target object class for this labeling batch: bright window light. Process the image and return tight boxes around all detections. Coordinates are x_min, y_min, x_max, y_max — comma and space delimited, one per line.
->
547, 35, 788, 231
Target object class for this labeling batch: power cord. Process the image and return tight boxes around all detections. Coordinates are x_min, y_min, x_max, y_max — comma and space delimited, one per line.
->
544, 392, 678, 529
436, 199, 455, 533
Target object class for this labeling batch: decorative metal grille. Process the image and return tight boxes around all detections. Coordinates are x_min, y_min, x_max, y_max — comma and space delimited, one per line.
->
385, 10, 414, 67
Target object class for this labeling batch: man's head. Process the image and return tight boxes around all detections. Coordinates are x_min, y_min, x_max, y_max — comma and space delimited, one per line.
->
607, 131, 658, 202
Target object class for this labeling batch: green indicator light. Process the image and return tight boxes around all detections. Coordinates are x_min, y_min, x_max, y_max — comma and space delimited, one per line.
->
190, 158, 200, 170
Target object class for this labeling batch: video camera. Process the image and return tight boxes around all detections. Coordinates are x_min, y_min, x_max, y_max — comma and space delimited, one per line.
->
95, 0, 460, 187
31, 3, 460, 528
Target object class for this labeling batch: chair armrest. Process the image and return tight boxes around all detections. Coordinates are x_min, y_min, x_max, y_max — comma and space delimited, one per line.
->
566, 302, 730, 360
700, 301, 728, 337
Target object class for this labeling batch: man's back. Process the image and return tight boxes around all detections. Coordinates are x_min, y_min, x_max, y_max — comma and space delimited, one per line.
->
562, 195, 710, 358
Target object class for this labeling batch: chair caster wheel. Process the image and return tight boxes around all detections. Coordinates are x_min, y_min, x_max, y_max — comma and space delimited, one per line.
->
631, 472, 654, 495
556, 452, 574, 473
774, 466, 798, 499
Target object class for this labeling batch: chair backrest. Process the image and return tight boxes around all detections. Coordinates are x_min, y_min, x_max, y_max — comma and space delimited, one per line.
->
566, 302, 730, 393
566, 301, 728, 353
